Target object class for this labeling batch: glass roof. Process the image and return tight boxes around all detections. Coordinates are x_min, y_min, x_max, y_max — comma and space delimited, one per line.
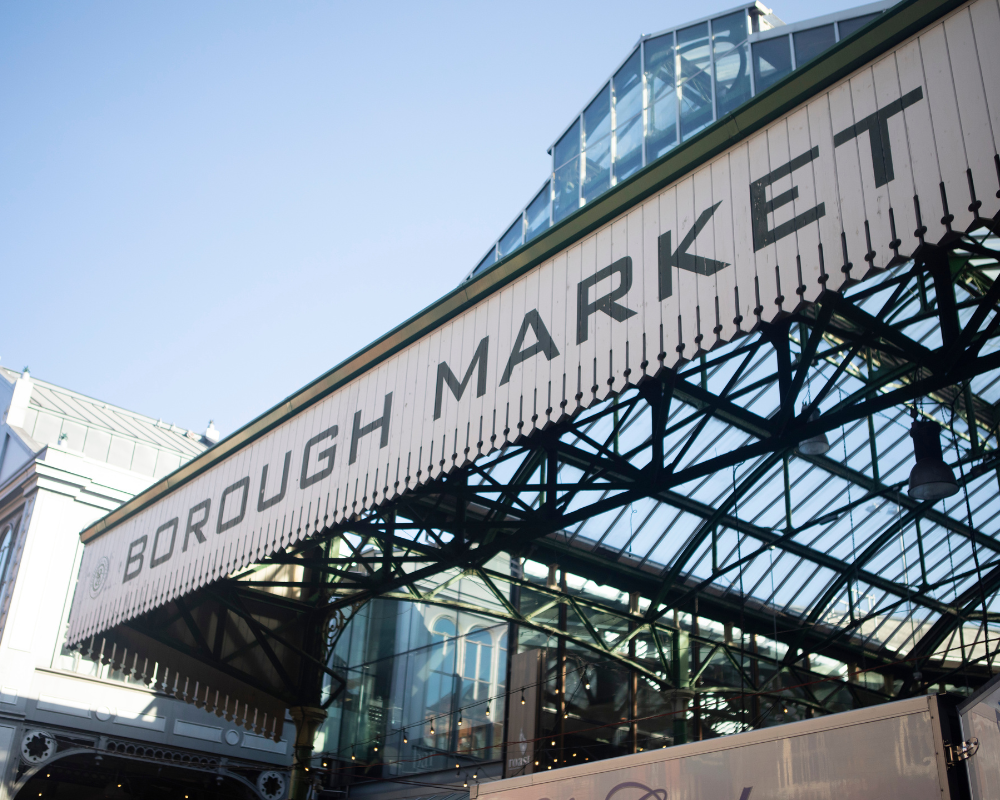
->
441, 231, 1000, 673
465, 1, 894, 281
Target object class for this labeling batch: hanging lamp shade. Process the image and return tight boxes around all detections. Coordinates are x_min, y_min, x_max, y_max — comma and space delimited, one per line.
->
797, 408, 831, 456
908, 420, 959, 500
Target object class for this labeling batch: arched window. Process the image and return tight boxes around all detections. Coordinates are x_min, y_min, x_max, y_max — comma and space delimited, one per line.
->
462, 628, 493, 703
431, 616, 456, 652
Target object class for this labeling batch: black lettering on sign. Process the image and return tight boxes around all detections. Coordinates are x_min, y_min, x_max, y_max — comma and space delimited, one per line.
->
750, 146, 826, 252
434, 336, 489, 420
834, 87, 923, 188
658, 202, 730, 300
183, 499, 211, 552
217, 477, 250, 534
577, 257, 637, 344
301, 426, 338, 488
500, 310, 560, 385
150, 518, 178, 568
123, 535, 147, 583
258, 451, 292, 511
350, 393, 393, 465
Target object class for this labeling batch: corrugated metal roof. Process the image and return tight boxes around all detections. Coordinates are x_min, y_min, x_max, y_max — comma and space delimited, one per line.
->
2, 367, 209, 476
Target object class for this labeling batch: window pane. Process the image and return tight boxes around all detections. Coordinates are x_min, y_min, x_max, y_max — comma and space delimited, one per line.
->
644, 33, 677, 161
753, 37, 792, 93
525, 182, 551, 241
614, 49, 642, 124
464, 643, 477, 679
677, 22, 712, 139
715, 42, 751, 116
554, 118, 580, 169
478, 643, 492, 682
553, 156, 580, 222
647, 92, 677, 160
473, 247, 496, 276
498, 216, 524, 258
793, 25, 836, 66
713, 12, 751, 117
433, 617, 455, 639
468, 629, 492, 682
614, 113, 643, 181
645, 33, 675, 101
584, 85, 611, 147
582, 135, 611, 204
838, 13, 880, 39
0, 525, 12, 616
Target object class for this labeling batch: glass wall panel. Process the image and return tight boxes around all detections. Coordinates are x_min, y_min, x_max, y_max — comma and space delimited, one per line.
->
614, 50, 643, 123
553, 157, 581, 222
320, 592, 508, 777
712, 11, 751, 117
583, 85, 611, 147
525, 182, 551, 242
582, 135, 611, 204
582, 86, 611, 203
553, 119, 581, 223
554, 118, 581, 168
473, 246, 497, 276
614, 49, 643, 182
645, 32, 677, 160
752, 36, 792, 93
793, 25, 836, 66
677, 22, 712, 140
614, 113, 643, 182
498, 216, 524, 258
838, 13, 880, 38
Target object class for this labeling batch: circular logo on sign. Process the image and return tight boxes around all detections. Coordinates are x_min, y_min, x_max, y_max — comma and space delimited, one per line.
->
89, 556, 110, 598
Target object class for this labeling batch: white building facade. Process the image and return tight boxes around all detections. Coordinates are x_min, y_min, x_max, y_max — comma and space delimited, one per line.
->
0, 367, 292, 800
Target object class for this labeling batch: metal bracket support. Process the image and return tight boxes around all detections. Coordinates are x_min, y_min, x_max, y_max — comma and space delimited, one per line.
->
944, 737, 979, 767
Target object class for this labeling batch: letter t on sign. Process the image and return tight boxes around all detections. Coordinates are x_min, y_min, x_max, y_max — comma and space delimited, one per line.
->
350, 392, 393, 464
833, 87, 922, 188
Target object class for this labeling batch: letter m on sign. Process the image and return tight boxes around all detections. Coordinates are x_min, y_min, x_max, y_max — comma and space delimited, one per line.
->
434, 336, 489, 420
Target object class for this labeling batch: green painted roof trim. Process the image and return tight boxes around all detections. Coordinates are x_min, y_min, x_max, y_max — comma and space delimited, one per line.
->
81, 0, 963, 543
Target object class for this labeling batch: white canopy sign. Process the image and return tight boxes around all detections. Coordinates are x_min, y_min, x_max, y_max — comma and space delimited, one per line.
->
69, 0, 1000, 645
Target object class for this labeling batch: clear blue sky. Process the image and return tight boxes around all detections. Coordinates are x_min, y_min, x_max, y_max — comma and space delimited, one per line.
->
0, 1, 869, 437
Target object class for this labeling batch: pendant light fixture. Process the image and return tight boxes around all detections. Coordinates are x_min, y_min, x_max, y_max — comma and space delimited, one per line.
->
797, 406, 831, 456
908, 419, 959, 500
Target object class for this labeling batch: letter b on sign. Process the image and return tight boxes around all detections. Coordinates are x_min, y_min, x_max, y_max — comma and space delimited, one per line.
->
123, 536, 147, 583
